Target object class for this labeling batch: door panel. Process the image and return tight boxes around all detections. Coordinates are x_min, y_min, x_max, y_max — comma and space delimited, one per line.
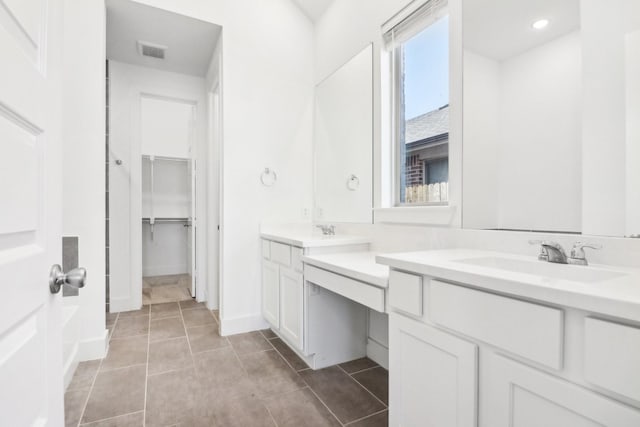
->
0, 0, 64, 425
279, 268, 303, 350
389, 313, 477, 427
262, 260, 279, 328
485, 353, 640, 427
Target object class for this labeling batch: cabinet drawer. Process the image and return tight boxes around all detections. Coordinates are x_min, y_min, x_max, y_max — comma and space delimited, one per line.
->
388, 270, 423, 316
585, 317, 640, 402
291, 247, 303, 273
430, 280, 564, 370
305, 264, 385, 312
261, 239, 271, 260
270, 242, 291, 267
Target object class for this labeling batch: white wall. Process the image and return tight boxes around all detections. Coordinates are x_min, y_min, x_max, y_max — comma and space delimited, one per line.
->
129, 0, 315, 334
464, 32, 582, 233
140, 96, 193, 158
626, 29, 640, 236
141, 223, 188, 276
62, 0, 107, 360
109, 60, 206, 312
462, 50, 500, 230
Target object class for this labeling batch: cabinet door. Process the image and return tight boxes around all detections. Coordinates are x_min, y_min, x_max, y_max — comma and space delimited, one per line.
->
262, 260, 279, 328
485, 353, 640, 427
389, 313, 478, 427
279, 268, 304, 350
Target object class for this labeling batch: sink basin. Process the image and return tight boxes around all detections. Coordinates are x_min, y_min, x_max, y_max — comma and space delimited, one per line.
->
455, 256, 626, 283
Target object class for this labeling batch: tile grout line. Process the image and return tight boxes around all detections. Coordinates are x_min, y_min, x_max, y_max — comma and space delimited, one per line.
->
343, 408, 388, 426
78, 410, 144, 426
142, 305, 151, 427
346, 364, 381, 376
301, 382, 347, 427
75, 330, 110, 427
337, 364, 388, 409
227, 333, 280, 427
178, 303, 195, 356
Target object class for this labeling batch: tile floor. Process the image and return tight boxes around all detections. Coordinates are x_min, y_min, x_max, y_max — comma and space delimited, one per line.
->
66, 301, 388, 426
142, 274, 192, 305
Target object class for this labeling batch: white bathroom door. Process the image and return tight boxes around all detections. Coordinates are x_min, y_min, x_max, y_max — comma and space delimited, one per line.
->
0, 0, 66, 426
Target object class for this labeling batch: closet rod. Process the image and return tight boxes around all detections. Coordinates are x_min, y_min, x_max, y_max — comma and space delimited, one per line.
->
141, 154, 189, 162
141, 217, 190, 223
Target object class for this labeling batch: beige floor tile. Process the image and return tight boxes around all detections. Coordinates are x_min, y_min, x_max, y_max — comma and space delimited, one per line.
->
81, 365, 146, 424
149, 302, 180, 320
200, 394, 274, 427
148, 337, 193, 375
79, 411, 144, 426
228, 331, 273, 355
339, 357, 378, 374
186, 324, 229, 354
149, 316, 185, 342
181, 308, 215, 328
300, 366, 386, 424
149, 286, 191, 304
111, 316, 149, 339
106, 312, 118, 326
145, 368, 198, 426
347, 410, 388, 427
239, 349, 305, 398
265, 388, 341, 427
100, 335, 148, 372
270, 338, 308, 371
65, 387, 90, 427
117, 306, 150, 318
178, 299, 204, 311
352, 367, 388, 405
192, 347, 255, 401
68, 360, 101, 391
260, 328, 277, 339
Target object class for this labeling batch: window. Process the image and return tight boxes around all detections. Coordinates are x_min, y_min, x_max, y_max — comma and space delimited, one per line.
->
386, 0, 449, 206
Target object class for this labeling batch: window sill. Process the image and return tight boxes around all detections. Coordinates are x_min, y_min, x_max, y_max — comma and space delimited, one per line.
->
374, 205, 457, 226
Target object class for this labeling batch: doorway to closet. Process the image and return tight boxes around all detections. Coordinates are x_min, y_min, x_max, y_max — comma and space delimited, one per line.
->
106, 0, 222, 312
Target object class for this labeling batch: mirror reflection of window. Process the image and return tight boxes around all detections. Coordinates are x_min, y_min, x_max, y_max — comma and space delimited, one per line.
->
387, 0, 450, 206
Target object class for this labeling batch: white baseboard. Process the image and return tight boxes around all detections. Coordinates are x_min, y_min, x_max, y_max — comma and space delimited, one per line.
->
63, 343, 79, 391
109, 297, 139, 313
367, 337, 389, 370
142, 265, 187, 277
78, 329, 109, 361
220, 313, 269, 337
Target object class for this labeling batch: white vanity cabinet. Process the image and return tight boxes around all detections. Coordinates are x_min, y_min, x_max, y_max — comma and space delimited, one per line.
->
385, 270, 640, 427
389, 313, 477, 427
261, 239, 304, 351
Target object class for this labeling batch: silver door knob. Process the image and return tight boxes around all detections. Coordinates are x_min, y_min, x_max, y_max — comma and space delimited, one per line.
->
49, 264, 87, 294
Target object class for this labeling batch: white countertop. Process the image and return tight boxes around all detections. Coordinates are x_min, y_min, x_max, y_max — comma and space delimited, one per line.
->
377, 249, 640, 322
260, 228, 369, 248
303, 251, 389, 288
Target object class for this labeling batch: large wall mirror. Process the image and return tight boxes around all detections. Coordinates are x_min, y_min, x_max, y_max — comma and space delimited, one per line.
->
314, 44, 373, 223
462, 0, 640, 237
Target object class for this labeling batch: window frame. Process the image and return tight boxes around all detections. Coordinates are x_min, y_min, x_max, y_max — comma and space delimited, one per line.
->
376, 0, 462, 226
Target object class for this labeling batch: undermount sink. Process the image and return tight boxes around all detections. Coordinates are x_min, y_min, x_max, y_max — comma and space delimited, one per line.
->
455, 256, 627, 283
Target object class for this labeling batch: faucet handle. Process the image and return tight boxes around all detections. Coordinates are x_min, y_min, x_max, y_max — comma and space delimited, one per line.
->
528, 240, 549, 261
569, 241, 602, 265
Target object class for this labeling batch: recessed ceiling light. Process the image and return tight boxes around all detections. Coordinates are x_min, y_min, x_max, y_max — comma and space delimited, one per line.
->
532, 19, 549, 30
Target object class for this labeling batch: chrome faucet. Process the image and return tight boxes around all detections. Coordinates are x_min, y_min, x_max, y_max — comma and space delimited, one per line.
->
529, 240, 603, 266
316, 224, 336, 236
529, 240, 568, 264
567, 241, 602, 266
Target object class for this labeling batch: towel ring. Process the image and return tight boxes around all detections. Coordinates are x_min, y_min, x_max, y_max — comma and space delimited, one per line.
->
346, 174, 360, 191
260, 168, 277, 187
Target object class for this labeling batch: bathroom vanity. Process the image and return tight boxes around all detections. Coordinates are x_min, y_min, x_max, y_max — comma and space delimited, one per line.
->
377, 249, 640, 427
260, 226, 381, 369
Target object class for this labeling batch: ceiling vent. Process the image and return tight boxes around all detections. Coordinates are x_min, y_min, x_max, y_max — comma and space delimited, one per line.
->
137, 41, 167, 59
